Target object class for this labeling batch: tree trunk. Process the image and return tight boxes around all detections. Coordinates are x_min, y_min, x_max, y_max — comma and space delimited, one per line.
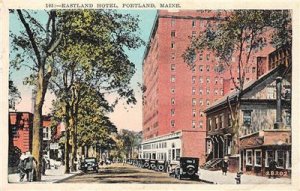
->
64, 105, 71, 174
70, 116, 77, 171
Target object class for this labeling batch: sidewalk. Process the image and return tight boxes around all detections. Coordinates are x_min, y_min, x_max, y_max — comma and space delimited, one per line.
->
199, 169, 291, 184
8, 165, 82, 183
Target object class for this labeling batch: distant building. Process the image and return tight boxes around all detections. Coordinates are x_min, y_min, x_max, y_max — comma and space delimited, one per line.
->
141, 10, 274, 165
204, 61, 291, 176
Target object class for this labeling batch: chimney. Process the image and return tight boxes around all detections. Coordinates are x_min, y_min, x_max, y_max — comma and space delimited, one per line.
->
274, 77, 284, 129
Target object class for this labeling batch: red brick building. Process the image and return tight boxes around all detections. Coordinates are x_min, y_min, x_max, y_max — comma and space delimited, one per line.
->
141, 10, 274, 165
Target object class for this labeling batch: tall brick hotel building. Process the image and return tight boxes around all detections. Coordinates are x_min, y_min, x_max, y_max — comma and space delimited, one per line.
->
140, 10, 276, 166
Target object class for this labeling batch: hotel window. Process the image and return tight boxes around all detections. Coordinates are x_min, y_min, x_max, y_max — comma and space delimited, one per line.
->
171, 120, 175, 127
214, 89, 218, 95
220, 78, 223, 84
286, 150, 291, 169
171, 109, 175, 116
192, 31, 196, 37
192, 20, 196, 27
206, 100, 210, 106
171, 18, 175, 26
208, 118, 212, 131
206, 77, 210, 83
171, 98, 175, 105
171, 64, 176, 71
192, 76, 196, 84
254, 150, 262, 167
171, 75, 176, 82
276, 150, 285, 168
220, 88, 224, 95
199, 65, 203, 72
171, 30, 176, 38
199, 88, 203, 95
243, 110, 252, 126
199, 52, 203, 60
265, 150, 274, 167
171, 87, 175, 94
199, 99, 203, 106
192, 109, 196, 117
171, 53, 175, 60
206, 65, 210, 72
200, 111, 204, 117
206, 54, 210, 61
215, 117, 219, 129
199, 121, 203, 128
192, 87, 196, 95
192, 120, 196, 128
171, 42, 175, 49
192, 98, 196, 106
252, 67, 256, 73
246, 150, 253, 165
199, 76, 203, 83
206, 88, 210, 95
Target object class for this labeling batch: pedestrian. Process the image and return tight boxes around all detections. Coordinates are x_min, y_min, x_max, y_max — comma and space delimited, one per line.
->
42, 156, 47, 175
24, 152, 37, 182
18, 152, 26, 182
269, 159, 277, 179
221, 159, 228, 175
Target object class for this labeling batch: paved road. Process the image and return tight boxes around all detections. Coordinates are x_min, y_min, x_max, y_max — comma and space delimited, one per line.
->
61, 163, 204, 184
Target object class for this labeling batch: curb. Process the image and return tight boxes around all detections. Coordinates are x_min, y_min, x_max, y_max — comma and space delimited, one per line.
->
199, 179, 215, 184
54, 171, 83, 183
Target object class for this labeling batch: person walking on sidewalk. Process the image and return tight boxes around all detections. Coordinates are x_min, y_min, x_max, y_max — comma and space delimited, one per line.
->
269, 159, 277, 179
221, 159, 228, 175
18, 152, 26, 182
24, 152, 37, 182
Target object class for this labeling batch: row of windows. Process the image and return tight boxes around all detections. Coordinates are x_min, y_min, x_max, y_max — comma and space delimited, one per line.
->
170, 75, 224, 85
171, 18, 217, 29
192, 87, 224, 96
208, 114, 231, 131
192, 98, 214, 106
170, 109, 205, 117
143, 142, 168, 150
246, 150, 291, 169
170, 120, 203, 128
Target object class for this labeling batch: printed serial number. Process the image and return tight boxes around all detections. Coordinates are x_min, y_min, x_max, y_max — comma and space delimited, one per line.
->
266, 171, 288, 176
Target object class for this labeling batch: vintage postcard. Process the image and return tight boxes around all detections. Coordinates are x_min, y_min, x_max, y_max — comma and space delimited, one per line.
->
0, 0, 299, 190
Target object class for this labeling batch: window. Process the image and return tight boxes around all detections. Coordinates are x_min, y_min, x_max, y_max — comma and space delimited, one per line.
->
206, 77, 210, 83
192, 87, 196, 95
215, 77, 218, 84
199, 121, 203, 128
276, 150, 285, 168
171, 53, 175, 60
199, 99, 203, 106
208, 118, 212, 131
200, 111, 204, 117
206, 88, 210, 95
171, 109, 175, 116
192, 109, 196, 117
220, 115, 224, 128
252, 67, 256, 73
192, 120, 196, 128
285, 110, 291, 126
243, 110, 252, 126
199, 88, 203, 95
171, 120, 175, 127
171, 75, 176, 82
192, 76, 196, 84
215, 117, 219, 129
171, 98, 175, 105
192, 31, 196, 37
214, 89, 218, 95
199, 77, 203, 83
175, 149, 180, 160
220, 88, 224, 95
171, 30, 176, 38
171, 18, 175, 26
206, 54, 210, 61
220, 78, 223, 84
171, 42, 175, 49
192, 98, 196, 106
206, 65, 210, 72
171, 64, 175, 71
171, 87, 175, 94
199, 65, 203, 72
206, 100, 210, 106
286, 150, 291, 169
265, 150, 274, 167
254, 150, 262, 167
199, 52, 203, 60
246, 150, 253, 165
192, 20, 196, 27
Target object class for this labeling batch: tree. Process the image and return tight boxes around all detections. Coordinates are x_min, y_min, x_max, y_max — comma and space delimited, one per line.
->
10, 10, 63, 180
183, 10, 291, 154
117, 129, 142, 159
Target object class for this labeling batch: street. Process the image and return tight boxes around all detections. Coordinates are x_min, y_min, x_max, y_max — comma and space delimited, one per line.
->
61, 163, 204, 184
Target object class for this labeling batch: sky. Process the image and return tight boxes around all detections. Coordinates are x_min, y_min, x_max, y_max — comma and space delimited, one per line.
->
9, 10, 157, 132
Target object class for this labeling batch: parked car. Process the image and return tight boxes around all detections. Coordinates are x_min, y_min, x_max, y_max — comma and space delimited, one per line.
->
81, 158, 99, 173
174, 157, 199, 180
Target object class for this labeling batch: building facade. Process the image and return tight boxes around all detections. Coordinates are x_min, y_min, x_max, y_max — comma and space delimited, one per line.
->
141, 10, 274, 165
204, 63, 291, 176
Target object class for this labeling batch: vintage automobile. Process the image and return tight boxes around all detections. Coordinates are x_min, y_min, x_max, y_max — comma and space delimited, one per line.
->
149, 160, 157, 170
174, 157, 199, 180
81, 157, 99, 173
157, 160, 167, 172
143, 159, 150, 168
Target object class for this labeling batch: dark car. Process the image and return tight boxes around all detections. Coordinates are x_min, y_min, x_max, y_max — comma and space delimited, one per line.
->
149, 160, 157, 170
174, 157, 199, 180
81, 158, 98, 173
